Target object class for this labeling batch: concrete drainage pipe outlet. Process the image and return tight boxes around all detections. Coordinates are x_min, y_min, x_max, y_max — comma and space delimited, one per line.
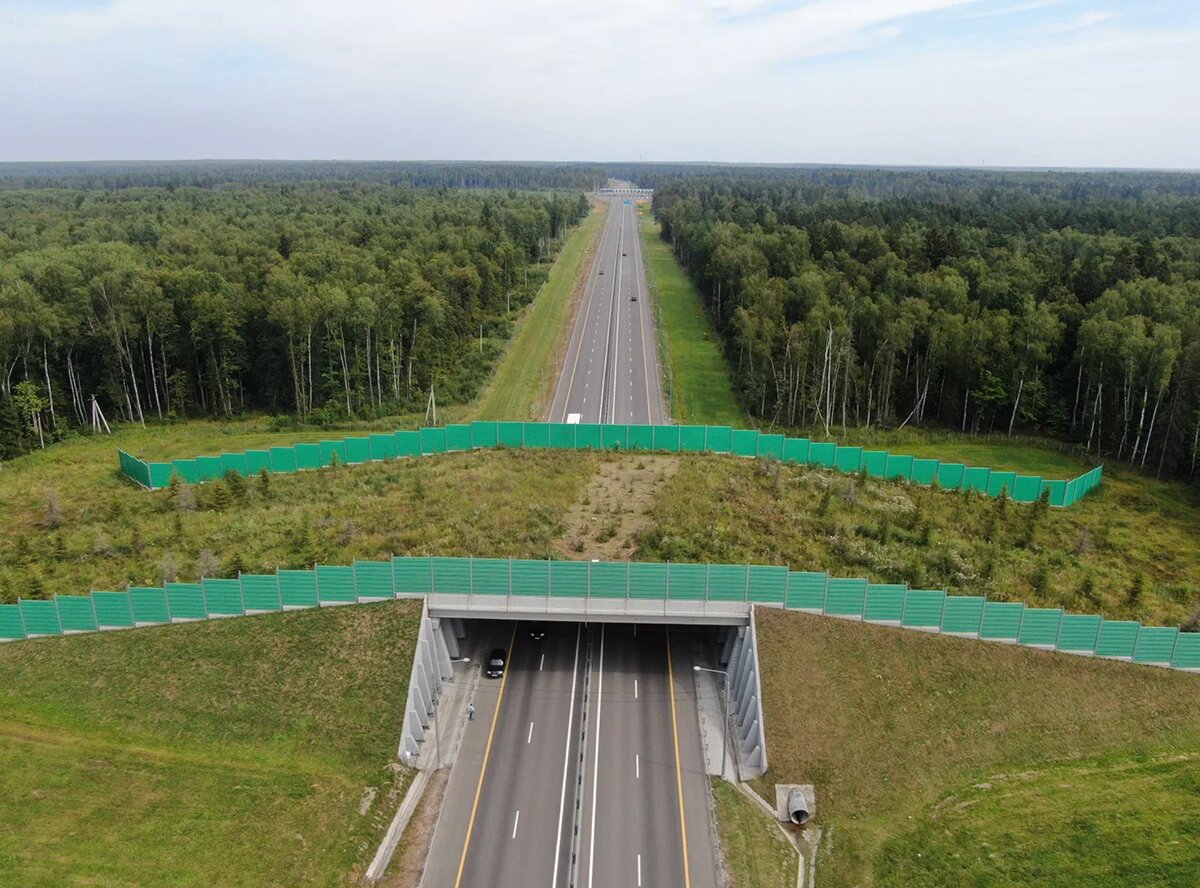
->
786, 788, 811, 825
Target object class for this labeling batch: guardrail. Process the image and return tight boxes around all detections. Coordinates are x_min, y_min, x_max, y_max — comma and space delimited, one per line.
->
118, 421, 1103, 507
2, 556, 1194, 674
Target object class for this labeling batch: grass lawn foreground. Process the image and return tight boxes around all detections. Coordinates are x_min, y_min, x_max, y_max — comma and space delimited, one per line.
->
0, 599, 423, 887
753, 607, 1200, 888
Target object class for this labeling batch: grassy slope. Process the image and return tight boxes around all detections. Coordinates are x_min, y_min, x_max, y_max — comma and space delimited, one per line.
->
639, 210, 743, 426
637, 450, 1200, 625
754, 608, 1200, 888
472, 203, 606, 421
712, 780, 798, 888
0, 428, 596, 602
0, 600, 422, 887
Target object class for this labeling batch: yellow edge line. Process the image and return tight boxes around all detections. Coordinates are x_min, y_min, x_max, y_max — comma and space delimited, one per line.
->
454, 625, 517, 888
666, 628, 693, 888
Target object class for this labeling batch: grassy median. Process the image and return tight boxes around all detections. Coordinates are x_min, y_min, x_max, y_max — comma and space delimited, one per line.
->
753, 607, 1200, 888
639, 210, 743, 427
0, 599, 422, 887
473, 203, 607, 421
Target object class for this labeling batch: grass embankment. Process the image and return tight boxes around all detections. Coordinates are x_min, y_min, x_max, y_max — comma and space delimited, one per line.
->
0, 599, 422, 887
712, 780, 798, 888
639, 210, 743, 427
753, 608, 1200, 888
637, 445, 1200, 625
0, 422, 596, 602
472, 203, 607, 421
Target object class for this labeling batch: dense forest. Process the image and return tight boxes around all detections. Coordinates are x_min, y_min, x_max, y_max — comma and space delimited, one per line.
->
651, 170, 1200, 479
0, 160, 607, 192
0, 176, 589, 455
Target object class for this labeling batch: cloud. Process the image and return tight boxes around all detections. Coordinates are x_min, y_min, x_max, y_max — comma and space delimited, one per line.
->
0, 0, 1196, 166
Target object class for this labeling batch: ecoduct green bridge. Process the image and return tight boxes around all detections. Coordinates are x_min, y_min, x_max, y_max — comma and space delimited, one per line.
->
1, 556, 1196, 673
118, 421, 1104, 506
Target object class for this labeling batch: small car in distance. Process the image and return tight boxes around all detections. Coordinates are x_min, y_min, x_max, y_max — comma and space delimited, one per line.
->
630, 295, 638, 301
528, 622, 547, 640
486, 648, 506, 678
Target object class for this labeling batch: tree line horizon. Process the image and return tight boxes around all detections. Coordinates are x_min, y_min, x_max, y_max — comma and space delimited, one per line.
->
2, 161, 1199, 483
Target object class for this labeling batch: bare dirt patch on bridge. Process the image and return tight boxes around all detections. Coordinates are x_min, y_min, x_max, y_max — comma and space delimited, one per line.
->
555, 453, 680, 561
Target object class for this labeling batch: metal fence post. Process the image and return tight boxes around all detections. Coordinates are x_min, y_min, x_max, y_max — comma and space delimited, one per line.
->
239, 572, 249, 610
705, 564, 711, 601
978, 594, 988, 635
389, 554, 397, 599
744, 563, 751, 602
429, 556, 436, 596
90, 593, 100, 628
508, 557, 514, 597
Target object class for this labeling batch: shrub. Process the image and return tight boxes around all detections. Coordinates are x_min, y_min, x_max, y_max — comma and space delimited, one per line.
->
197, 549, 220, 578
44, 490, 63, 530
1126, 573, 1145, 607
223, 470, 248, 502
206, 479, 231, 512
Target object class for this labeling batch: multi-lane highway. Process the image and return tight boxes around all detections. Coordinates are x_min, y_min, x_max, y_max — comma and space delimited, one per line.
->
421, 196, 715, 886
548, 196, 666, 425
422, 621, 717, 888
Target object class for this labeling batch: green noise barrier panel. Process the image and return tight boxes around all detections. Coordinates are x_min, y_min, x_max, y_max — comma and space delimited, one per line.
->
20, 600, 61, 636
1, 555, 1196, 673
118, 423, 1102, 508
129, 587, 170, 625
241, 575, 282, 612
56, 595, 98, 632
165, 583, 205, 620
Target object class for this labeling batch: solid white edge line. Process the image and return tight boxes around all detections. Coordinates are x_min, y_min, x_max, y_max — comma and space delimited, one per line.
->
586, 624, 606, 888
550, 624, 582, 888
637, 852, 642, 887
512, 809, 520, 839
634, 678, 638, 699
636, 753, 640, 780
528, 721, 534, 744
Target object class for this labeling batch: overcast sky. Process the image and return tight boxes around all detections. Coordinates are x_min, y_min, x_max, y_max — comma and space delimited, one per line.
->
1, 0, 1197, 167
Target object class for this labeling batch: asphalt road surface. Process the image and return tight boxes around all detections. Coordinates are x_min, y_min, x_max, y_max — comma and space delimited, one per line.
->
422, 621, 718, 888
548, 197, 666, 425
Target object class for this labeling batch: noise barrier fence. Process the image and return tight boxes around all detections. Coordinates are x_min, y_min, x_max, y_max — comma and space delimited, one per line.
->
118, 422, 1103, 507
2, 556, 1194, 673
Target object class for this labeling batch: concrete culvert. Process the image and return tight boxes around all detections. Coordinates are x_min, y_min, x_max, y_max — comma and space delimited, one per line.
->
786, 788, 811, 825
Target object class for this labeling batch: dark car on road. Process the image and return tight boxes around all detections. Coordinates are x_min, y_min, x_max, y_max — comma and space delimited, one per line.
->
528, 622, 547, 640
486, 648, 506, 678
